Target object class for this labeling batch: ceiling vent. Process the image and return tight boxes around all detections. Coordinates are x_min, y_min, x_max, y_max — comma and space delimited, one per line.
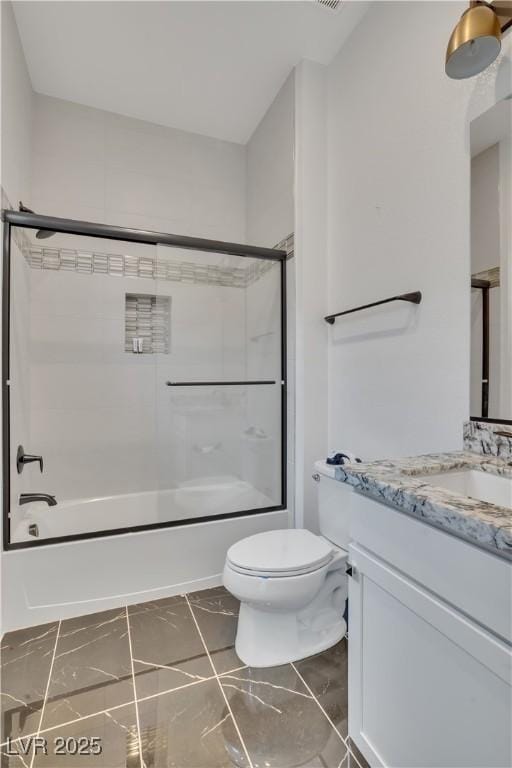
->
316, 0, 342, 13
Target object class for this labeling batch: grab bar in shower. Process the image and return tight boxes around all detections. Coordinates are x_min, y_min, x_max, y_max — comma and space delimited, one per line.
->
166, 380, 277, 387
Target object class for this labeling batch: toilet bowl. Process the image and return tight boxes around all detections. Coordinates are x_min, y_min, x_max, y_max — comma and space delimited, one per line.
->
223, 461, 351, 667
224, 534, 348, 667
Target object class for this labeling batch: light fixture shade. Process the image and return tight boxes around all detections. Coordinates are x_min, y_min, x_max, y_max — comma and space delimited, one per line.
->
446, 4, 501, 79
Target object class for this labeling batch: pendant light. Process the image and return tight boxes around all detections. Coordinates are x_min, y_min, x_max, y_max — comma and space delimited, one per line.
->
446, 3, 502, 79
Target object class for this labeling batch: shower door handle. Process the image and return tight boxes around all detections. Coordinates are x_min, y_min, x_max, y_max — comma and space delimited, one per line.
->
17, 446, 43, 474
166, 380, 276, 387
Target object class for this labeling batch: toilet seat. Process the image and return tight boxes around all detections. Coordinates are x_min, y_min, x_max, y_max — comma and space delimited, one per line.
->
226, 529, 334, 578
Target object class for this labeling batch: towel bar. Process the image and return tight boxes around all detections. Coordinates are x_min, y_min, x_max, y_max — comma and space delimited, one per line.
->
325, 291, 422, 324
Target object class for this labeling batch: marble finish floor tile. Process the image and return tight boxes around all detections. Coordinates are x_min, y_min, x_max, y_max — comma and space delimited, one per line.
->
2, 593, 351, 768
294, 640, 348, 738
128, 597, 213, 699
0, 622, 58, 741
41, 609, 133, 732
220, 664, 347, 768
188, 587, 229, 601
1, 738, 35, 768
34, 703, 140, 768
188, 589, 243, 675
138, 679, 245, 768
346, 738, 370, 768
126, 596, 185, 618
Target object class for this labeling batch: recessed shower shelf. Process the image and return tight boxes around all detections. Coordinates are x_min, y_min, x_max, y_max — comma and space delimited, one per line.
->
324, 291, 422, 324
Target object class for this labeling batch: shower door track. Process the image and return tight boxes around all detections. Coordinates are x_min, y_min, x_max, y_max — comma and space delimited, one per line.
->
1, 209, 288, 550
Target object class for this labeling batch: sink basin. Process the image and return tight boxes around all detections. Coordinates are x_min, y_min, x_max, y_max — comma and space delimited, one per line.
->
416, 469, 512, 509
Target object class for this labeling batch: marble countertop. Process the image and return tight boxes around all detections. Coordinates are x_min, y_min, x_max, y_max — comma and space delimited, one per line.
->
335, 451, 512, 559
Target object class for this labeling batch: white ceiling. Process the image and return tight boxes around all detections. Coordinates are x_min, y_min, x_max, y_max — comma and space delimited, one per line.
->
13, 0, 368, 144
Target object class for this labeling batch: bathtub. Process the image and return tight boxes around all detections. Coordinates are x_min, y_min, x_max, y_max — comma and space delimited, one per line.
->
4, 474, 289, 632
11, 475, 275, 543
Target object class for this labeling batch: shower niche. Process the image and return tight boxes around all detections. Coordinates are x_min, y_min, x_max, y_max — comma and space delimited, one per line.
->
125, 293, 171, 355
3, 211, 286, 548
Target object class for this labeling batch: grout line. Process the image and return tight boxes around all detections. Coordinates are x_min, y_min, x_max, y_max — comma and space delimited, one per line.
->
125, 607, 145, 768
185, 595, 254, 768
293, 659, 366, 768
1, 673, 222, 748
136, 675, 213, 703
9, 700, 135, 745
291, 661, 348, 747
219, 663, 247, 676
30, 620, 61, 768
345, 742, 368, 768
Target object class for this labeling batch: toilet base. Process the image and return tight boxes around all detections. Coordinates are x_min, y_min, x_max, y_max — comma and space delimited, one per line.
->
235, 599, 347, 668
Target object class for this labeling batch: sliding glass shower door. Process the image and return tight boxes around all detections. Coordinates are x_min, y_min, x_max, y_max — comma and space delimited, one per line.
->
4, 214, 286, 548
154, 245, 283, 524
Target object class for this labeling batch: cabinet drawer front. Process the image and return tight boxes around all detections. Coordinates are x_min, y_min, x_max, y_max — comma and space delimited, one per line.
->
350, 491, 512, 642
348, 545, 512, 768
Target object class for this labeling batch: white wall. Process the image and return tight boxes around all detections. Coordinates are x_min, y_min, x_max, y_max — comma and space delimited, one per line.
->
0, 0, 34, 637
325, 1, 512, 462
246, 72, 296, 515
500, 134, 512, 418
471, 145, 500, 273
246, 71, 295, 248
470, 145, 501, 417
31, 93, 247, 243
294, 60, 328, 532
0, 0, 32, 209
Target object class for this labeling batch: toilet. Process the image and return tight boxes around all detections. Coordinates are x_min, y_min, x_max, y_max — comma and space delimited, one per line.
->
223, 461, 350, 667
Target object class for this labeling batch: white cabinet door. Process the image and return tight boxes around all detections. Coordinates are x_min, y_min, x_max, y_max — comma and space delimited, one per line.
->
348, 544, 512, 768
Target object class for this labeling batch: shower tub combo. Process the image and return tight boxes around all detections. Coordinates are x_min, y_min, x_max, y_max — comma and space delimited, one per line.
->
1, 210, 289, 631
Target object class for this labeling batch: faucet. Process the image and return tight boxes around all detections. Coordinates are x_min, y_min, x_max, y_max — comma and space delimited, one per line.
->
19, 493, 57, 507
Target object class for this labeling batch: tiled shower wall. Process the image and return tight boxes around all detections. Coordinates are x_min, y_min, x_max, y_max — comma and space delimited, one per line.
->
9, 240, 32, 517
31, 93, 247, 244
24, 252, 254, 504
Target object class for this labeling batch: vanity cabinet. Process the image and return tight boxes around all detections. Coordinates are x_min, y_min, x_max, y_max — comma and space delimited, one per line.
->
347, 492, 512, 768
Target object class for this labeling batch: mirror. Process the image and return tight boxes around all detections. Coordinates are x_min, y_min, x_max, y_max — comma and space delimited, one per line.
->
470, 97, 512, 422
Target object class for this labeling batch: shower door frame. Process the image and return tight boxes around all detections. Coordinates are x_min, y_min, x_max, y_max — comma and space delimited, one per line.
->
2, 209, 288, 550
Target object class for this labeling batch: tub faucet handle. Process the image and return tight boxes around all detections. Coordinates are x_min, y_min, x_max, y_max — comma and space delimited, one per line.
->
19, 493, 57, 507
17, 446, 43, 474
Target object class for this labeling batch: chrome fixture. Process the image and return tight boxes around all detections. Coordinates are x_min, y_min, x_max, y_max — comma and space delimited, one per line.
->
446, 2, 512, 79
19, 493, 57, 506
16, 445, 43, 474
28, 523, 39, 538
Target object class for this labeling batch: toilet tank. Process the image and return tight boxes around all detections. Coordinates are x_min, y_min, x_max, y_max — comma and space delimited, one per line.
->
314, 461, 351, 550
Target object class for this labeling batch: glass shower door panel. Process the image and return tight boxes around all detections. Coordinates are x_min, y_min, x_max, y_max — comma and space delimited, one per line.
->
9, 227, 160, 544
156, 383, 281, 522
155, 245, 283, 522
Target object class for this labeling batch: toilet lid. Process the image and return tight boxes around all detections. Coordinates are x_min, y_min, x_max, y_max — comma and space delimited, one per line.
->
227, 529, 333, 576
